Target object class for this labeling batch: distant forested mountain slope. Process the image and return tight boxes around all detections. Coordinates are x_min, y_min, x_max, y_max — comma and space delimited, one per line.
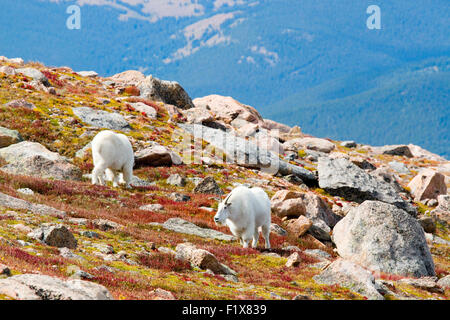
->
0, 0, 448, 156
268, 58, 450, 158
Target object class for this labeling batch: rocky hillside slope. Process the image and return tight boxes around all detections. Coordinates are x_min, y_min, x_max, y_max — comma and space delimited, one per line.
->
0, 56, 448, 300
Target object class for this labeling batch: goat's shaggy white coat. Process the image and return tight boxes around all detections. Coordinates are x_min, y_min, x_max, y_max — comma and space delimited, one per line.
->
91, 130, 134, 188
214, 185, 271, 248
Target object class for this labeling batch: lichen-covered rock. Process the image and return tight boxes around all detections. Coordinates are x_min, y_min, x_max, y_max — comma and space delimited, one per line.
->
318, 157, 416, 215
193, 176, 223, 195
28, 224, 77, 249
138, 75, 194, 110
0, 141, 82, 181
72, 107, 131, 131
0, 274, 112, 300
332, 200, 435, 277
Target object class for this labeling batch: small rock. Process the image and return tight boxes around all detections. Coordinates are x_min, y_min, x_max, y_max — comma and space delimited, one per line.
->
341, 141, 357, 148
81, 231, 101, 239
285, 252, 302, 268
407, 169, 447, 202
437, 275, 450, 289
175, 243, 236, 275
17, 188, 34, 196
304, 249, 332, 261
389, 161, 410, 174
0, 264, 11, 276
150, 288, 176, 300
398, 277, 443, 294
77, 71, 98, 78
292, 294, 311, 300
4, 99, 36, 110
59, 248, 84, 260
380, 145, 413, 157
129, 102, 157, 119
92, 219, 120, 231
166, 174, 186, 187
28, 225, 77, 249
170, 193, 191, 202
134, 144, 182, 167
92, 243, 114, 255
418, 216, 436, 234
0, 126, 23, 147
285, 216, 312, 237
193, 176, 224, 195
13, 224, 33, 233
139, 204, 164, 212
270, 223, 287, 236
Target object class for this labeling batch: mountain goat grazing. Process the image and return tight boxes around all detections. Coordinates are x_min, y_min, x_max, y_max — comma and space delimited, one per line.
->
214, 185, 271, 249
91, 130, 134, 188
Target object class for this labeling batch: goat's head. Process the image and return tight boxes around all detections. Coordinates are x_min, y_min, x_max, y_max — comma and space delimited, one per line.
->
214, 192, 233, 226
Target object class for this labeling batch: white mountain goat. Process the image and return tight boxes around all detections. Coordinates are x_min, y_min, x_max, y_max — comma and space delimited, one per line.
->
91, 130, 134, 188
214, 185, 271, 249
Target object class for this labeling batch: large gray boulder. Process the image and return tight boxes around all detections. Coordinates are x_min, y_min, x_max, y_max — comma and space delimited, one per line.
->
0, 274, 112, 300
313, 258, 384, 300
72, 107, 130, 131
179, 124, 317, 186
0, 141, 82, 181
332, 200, 435, 277
138, 75, 194, 110
318, 157, 416, 215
